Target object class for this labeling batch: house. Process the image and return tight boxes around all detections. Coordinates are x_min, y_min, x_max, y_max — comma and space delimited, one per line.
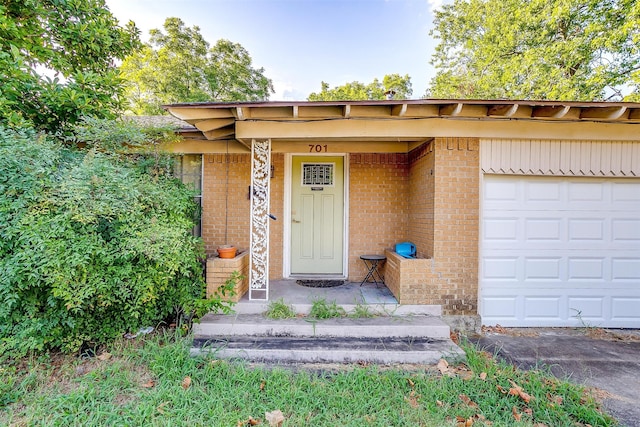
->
163, 99, 640, 328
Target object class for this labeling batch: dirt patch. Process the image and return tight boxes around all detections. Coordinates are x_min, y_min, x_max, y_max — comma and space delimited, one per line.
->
480, 325, 640, 342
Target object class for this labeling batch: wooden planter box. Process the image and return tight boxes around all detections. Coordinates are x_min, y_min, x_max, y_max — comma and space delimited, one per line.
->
206, 251, 249, 302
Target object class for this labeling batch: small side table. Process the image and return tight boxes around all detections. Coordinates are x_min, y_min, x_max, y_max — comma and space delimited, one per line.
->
359, 254, 386, 286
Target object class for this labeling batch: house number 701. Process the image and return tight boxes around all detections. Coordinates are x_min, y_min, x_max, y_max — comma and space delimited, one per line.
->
309, 144, 328, 152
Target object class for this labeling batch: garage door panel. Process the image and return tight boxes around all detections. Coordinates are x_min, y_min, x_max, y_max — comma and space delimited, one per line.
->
612, 258, 640, 280
481, 175, 640, 327
611, 298, 640, 321
613, 219, 640, 241
612, 181, 640, 203
483, 288, 640, 327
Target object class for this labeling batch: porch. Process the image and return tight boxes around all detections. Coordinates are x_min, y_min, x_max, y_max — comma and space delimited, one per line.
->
193, 279, 458, 364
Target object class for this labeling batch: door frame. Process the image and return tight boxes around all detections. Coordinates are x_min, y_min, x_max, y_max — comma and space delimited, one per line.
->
283, 153, 349, 279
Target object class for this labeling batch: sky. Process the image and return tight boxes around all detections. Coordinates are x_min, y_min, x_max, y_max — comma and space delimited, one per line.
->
104, 0, 449, 101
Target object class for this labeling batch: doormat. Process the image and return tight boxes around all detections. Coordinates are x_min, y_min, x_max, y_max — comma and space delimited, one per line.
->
295, 280, 345, 288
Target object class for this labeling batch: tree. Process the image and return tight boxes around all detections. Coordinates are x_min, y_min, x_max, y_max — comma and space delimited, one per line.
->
120, 18, 274, 115
0, 122, 232, 357
427, 0, 640, 101
308, 74, 413, 101
0, 0, 140, 132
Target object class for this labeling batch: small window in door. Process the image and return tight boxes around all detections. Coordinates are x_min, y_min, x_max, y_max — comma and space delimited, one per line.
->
302, 163, 334, 186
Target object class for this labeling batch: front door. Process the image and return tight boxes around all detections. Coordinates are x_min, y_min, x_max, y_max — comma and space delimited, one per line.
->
291, 156, 344, 275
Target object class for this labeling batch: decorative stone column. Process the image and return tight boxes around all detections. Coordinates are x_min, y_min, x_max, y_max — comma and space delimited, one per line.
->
249, 139, 271, 300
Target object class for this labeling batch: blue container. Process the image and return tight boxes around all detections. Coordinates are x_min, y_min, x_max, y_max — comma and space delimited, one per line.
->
395, 242, 416, 258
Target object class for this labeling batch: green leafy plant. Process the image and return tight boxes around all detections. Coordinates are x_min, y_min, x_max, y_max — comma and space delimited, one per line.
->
348, 303, 377, 319
0, 125, 228, 359
309, 298, 346, 319
264, 298, 297, 319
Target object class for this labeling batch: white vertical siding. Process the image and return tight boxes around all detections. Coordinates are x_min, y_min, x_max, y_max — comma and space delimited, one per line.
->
481, 139, 640, 177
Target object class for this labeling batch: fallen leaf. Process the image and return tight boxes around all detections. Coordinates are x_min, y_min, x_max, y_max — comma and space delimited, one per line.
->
512, 406, 521, 422
157, 402, 168, 414
260, 380, 266, 391
546, 393, 563, 405
524, 408, 533, 416
181, 376, 191, 390
508, 380, 532, 403
141, 380, 156, 388
436, 400, 444, 407
456, 367, 474, 381
265, 410, 285, 427
450, 330, 460, 344
459, 394, 479, 408
496, 384, 507, 394
455, 415, 474, 426
248, 416, 261, 425
405, 390, 420, 408
407, 378, 415, 388
97, 352, 112, 361
437, 358, 452, 376
479, 372, 487, 380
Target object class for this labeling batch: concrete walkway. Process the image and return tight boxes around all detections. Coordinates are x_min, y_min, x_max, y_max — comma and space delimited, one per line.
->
471, 328, 640, 427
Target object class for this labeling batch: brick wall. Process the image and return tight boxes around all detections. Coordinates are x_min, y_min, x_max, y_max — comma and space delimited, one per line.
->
200, 143, 480, 316
348, 153, 409, 280
206, 251, 249, 302
202, 153, 285, 278
201, 154, 251, 256
432, 137, 479, 315
390, 138, 479, 315
408, 141, 435, 258
268, 153, 284, 278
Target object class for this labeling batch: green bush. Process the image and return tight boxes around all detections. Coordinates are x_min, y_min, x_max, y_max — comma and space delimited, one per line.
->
0, 126, 225, 358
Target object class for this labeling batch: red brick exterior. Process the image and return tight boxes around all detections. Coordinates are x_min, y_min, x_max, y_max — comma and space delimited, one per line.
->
201, 138, 480, 315
348, 153, 409, 280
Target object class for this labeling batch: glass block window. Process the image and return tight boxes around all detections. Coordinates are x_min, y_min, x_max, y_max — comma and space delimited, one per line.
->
302, 163, 334, 186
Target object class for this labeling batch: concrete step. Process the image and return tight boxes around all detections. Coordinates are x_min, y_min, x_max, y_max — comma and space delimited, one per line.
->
231, 301, 441, 316
191, 313, 464, 364
191, 336, 464, 365
194, 313, 451, 339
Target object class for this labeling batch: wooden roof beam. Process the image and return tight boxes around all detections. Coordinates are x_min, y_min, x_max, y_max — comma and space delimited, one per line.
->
487, 104, 519, 117
391, 103, 408, 117
532, 105, 571, 119
343, 105, 351, 118
630, 108, 640, 120
194, 118, 235, 132
203, 126, 235, 140
580, 106, 627, 120
165, 107, 234, 121
439, 103, 463, 116
234, 107, 249, 120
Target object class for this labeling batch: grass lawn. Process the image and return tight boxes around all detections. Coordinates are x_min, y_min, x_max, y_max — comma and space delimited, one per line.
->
1, 332, 616, 426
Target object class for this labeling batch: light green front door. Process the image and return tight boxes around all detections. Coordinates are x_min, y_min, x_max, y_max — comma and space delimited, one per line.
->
291, 156, 344, 275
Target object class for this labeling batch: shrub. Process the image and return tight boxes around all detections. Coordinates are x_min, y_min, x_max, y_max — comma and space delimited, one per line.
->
0, 126, 226, 358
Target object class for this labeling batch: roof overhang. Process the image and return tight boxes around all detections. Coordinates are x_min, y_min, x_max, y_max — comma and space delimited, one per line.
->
163, 99, 640, 152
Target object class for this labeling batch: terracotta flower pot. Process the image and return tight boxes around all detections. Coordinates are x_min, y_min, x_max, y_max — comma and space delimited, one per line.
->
217, 245, 237, 259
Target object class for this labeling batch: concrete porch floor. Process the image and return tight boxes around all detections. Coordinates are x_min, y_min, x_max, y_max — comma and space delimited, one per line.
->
244, 280, 397, 304
231, 279, 441, 316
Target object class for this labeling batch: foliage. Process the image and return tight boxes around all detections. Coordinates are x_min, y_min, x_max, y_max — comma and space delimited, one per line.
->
120, 17, 274, 115
0, 125, 228, 358
0, 336, 615, 426
348, 303, 376, 319
308, 74, 413, 101
308, 298, 346, 319
428, 0, 640, 101
264, 298, 297, 319
0, 0, 140, 132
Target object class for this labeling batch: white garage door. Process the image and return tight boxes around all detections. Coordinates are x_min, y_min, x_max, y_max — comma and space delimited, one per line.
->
480, 176, 640, 327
